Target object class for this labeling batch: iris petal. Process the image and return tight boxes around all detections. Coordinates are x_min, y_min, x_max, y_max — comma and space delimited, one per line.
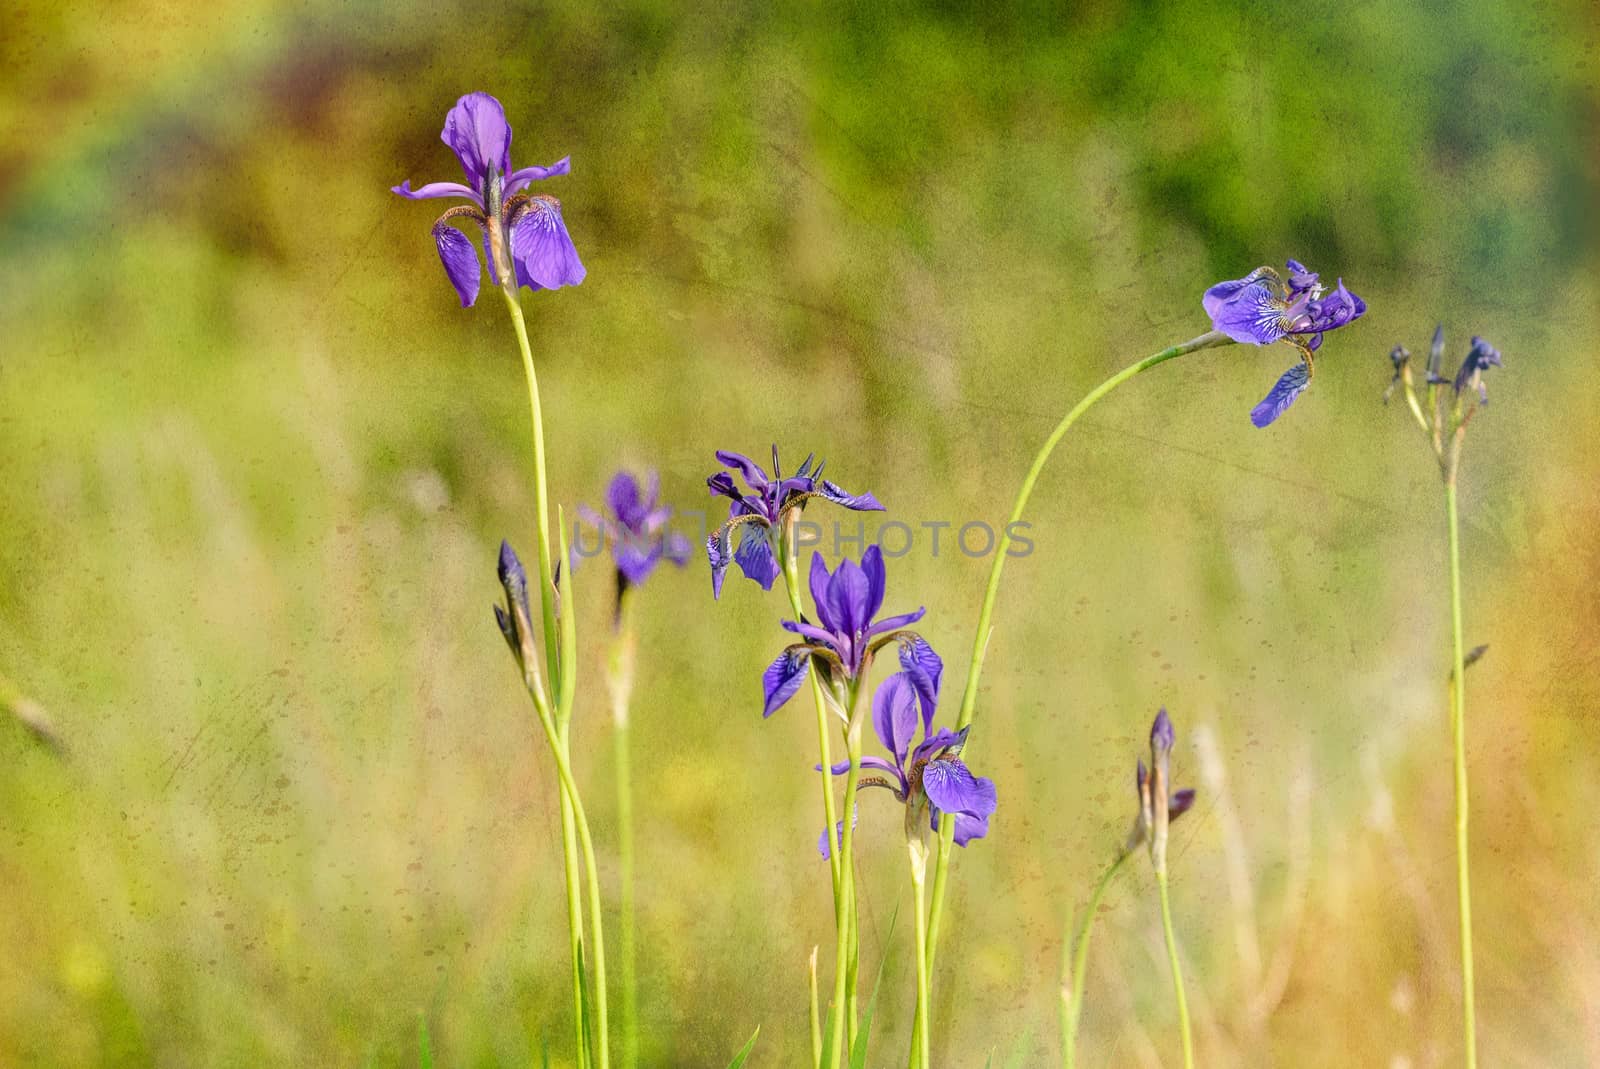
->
762, 648, 812, 718
510, 197, 587, 290
1249, 362, 1312, 428
432, 223, 482, 307
505, 155, 572, 196
818, 480, 885, 511
899, 637, 944, 734
1202, 268, 1286, 346
733, 524, 781, 590
872, 672, 919, 766
392, 180, 481, 204
441, 92, 512, 190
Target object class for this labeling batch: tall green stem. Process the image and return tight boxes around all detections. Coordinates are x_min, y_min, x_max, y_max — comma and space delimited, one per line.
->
1155, 870, 1194, 1069
1445, 479, 1477, 1068
1061, 851, 1131, 1069
909, 844, 932, 1069
923, 331, 1231, 971
502, 285, 607, 1069
827, 713, 865, 1069
781, 524, 851, 1068
608, 591, 640, 1069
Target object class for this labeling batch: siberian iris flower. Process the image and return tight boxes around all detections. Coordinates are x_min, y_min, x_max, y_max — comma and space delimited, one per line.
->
705, 446, 884, 598
817, 642, 998, 856
392, 91, 585, 306
760, 546, 924, 717
1202, 260, 1367, 427
578, 470, 693, 598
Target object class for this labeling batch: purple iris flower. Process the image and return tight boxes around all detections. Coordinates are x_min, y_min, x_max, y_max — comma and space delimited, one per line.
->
392, 92, 585, 306
1452, 336, 1503, 404
760, 546, 924, 717
1202, 260, 1367, 428
816, 639, 997, 855
706, 446, 884, 598
1123, 708, 1196, 856
578, 470, 693, 595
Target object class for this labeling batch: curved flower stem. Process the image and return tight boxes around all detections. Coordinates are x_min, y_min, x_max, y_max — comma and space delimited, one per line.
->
909, 843, 932, 1069
1061, 851, 1131, 1069
1445, 478, 1478, 1069
501, 285, 606, 1068
607, 590, 640, 1069
922, 331, 1232, 975
501, 286, 562, 696
1156, 869, 1194, 1069
827, 714, 865, 1069
781, 521, 849, 1068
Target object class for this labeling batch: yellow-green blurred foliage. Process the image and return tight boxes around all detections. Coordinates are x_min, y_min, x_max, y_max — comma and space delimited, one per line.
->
2, 2, 1597, 1066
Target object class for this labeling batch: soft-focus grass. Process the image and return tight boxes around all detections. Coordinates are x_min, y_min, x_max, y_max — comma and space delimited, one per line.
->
2, 2, 1598, 1066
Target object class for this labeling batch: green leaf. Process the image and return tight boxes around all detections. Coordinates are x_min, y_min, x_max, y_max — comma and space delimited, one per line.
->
849, 903, 901, 1069
723, 1025, 761, 1069
417, 1012, 433, 1069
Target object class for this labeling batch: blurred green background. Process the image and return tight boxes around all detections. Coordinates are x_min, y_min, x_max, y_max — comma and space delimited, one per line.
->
3, 2, 1597, 1065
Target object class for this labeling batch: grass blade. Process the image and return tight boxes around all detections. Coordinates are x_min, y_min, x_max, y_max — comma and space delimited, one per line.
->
724, 1025, 760, 1069
417, 1012, 433, 1069
849, 903, 900, 1069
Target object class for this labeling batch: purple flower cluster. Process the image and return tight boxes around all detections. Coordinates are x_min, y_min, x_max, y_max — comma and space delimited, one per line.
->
393, 92, 585, 306
706, 446, 884, 598
1203, 260, 1367, 427
579, 470, 693, 593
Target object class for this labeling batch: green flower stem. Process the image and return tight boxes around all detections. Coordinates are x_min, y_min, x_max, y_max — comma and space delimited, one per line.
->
1446, 478, 1478, 1069
782, 520, 853, 1067
1061, 851, 1132, 1069
500, 286, 562, 698
607, 589, 640, 1069
808, 947, 823, 1069
1156, 869, 1194, 1069
909, 843, 932, 1069
525, 665, 611, 1069
502, 287, 607, 1069
923, 331, 1231, 971
782, 522, 845, 902
826, 708, 865, 1069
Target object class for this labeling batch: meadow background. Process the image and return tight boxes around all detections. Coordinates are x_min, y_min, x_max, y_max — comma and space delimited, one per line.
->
3, 2, 1598, 1066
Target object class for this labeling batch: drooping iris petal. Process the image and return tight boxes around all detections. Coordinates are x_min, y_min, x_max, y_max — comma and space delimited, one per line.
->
1249, 363, 1312, 428
818, 480, 885, 511
899, 637, 944, 734
432, 223, 482, 307
707, 531, 735, 599
922, 758, 998, 822
762, 648, 812, 717
780, 619, 841, 650
441, 91, 513, 191
872, 673, 919, 766
1203, 271, 1286, 346
505, 155, 572, 196
817, 807, 859, 860
945, 809, 991, 846
510, 196, 586, 290
733, 523, 781, 590
715, 451, 772, 494
1169, 788, 1197, 821
392, 179, 481, 204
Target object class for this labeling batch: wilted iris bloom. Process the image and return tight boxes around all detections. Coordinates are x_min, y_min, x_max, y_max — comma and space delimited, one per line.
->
578, 470, 692, 605
1202, 260, 1367, 428
1124, 708, 1196, 858
1452, 336, 1503, 404
761, 546, 924, 717
392, 92, 585, 306
818, 639, 997, 855
706, 446, 884, 598
493, 540, 538, 672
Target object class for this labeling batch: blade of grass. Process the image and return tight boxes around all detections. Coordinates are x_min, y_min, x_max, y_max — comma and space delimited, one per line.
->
723, 1025, 761, 1069
417, 1012, 433, 1069
850, 903, 900, 1069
